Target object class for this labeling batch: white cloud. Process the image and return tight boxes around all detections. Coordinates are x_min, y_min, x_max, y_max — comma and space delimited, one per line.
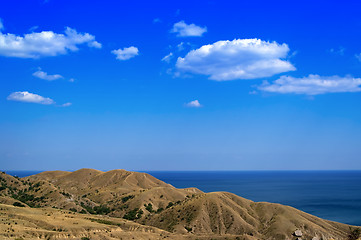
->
329, 47, 345, 55
161, 52, 173, 63
171, 21, 207, 37
7, 91, 55, 104
257, 74, 361, 95
0, 24, 101, 58
0, 18, 4, 31
177, 42, 185, 51
176, 38, 295, 81
185, 100, 202, 108
88, 40, 102, 48
111, 46, 139, 60
32, 68, 63, 81
355, 53, 361, 62
28, 25, 39, 32
153, 18, 161, 23
61, 102, 72, 107
177, 42, 191, 51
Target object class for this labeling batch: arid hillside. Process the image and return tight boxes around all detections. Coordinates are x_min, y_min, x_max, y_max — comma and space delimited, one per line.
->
0, 169, 359, 240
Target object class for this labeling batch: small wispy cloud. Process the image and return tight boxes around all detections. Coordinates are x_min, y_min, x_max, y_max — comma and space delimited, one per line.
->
0, 18, 4, 31
7, 91, 55, 105
28, 25, 39, 32
161, 52, 173, 63
171, 21, 207, 37
185, 100, 202, 108
355, 53, 361, 62
329, 46, 345, 55
61, 102, 72, 107
177, 42, 191, 51
153, 18, 161, 23
112, 46, 139, 60
33, 68, 63, 81
257, 74, 361, 95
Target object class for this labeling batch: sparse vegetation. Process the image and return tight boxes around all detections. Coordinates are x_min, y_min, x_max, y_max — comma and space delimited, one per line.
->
166, 202, 174, 208
348, 227, 361, 240
123, 208, 143, 220
156, 207, 164, 213
121, 195, 134, 203
145, 203, 154, 213
93, 205, 111, 215
79, 209, 87, 214
69, 208, 77, 212
185, 226, 192, 232
0, 169, 356, 240
60, 191, 71, 198
89, 218, 121, 226
13, 202, 25, 207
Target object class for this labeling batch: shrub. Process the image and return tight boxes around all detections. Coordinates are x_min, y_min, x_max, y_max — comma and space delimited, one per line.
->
185, 226, 192, 232
145, 203, 154, 213
93, 205, 111, 215
121, 195, 134, 203
13, 202, 25, 207
349, 227, 361, 240
123, 208, 143, 220
156, 207, 164, 213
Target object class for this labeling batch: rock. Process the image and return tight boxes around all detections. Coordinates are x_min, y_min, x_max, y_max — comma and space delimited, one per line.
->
311, 237, 320, 240
294, 229, 303, 237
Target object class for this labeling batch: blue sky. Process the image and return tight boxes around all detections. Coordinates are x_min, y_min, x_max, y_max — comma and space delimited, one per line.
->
1, 0, 361, 171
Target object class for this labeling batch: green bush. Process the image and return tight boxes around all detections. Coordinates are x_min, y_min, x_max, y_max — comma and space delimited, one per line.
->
349, 227, 361, 240
121, 195, 135, 203
156, 207, 164, 213
145, 203, 154, 213
79, 209, 87, 214
13, 202, 25, 207
185, 226, 192, 232
93, 205, 111, 215
123, 208, 143, 220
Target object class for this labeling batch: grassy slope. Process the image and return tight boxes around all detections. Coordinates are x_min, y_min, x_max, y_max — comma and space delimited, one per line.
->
0, 170, 358, 240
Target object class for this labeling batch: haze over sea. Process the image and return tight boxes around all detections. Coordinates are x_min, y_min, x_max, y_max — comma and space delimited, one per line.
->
6, 170, 361, 226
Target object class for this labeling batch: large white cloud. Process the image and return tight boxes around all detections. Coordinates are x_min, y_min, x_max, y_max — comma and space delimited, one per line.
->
111, 46, 139, 60
33, 68, 63, 81
171, 21, 207, 37
176, 38, 295, 81
257, 74, 361, 95
0, 24, 101, 58
7, 91, 55, 104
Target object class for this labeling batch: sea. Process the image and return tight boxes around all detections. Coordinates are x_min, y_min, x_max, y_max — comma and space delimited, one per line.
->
5, 170, 361, 226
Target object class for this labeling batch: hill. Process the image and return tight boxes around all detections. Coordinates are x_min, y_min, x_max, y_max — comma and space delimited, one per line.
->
0, 169, 359, 240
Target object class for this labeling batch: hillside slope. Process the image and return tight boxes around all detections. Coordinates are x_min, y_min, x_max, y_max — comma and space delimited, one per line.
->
0, 169, 358, 240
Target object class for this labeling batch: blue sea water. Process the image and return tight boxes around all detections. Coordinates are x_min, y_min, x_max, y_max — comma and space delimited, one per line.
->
5, 170, 361, 226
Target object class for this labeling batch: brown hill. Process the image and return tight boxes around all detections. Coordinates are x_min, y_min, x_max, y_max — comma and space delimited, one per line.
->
0, 169, 359, 240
